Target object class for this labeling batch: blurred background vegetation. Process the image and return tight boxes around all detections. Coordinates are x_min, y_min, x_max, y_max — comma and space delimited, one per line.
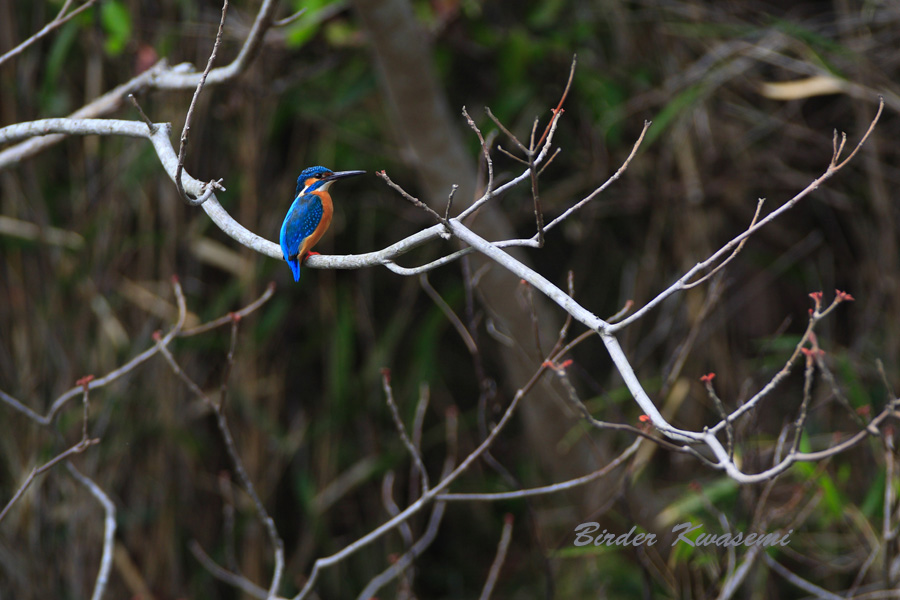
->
1, 0, 899, 598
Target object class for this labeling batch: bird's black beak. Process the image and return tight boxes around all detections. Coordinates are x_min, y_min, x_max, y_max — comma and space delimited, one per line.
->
325, 170, 366, 182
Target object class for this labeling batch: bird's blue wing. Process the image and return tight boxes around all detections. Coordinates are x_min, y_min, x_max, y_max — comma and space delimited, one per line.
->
280, 194, 324, 282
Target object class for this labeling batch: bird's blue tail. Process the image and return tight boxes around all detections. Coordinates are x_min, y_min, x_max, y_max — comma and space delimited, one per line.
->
286, 256, 301, 281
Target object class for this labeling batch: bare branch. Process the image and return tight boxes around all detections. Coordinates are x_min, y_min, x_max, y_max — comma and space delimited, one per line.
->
496, 144, 529, 165
175, 0, 229, 205
438, 438, 641, 501
292, 361, 553, 600
159, 321, 285, 599
479, 515, 514, 600
381, 471, 414, 546
190, 541, 269, 600
459, 106, 563, 220
535, 54, 577, 149
420, 273, 478, 355
0, 118, 154, 144
152, 0, 279, 89
356, 501, 446, 600
273, 7, 307, 27
789, 350, 817, 455
127, 94, 156, 132
410, 384, 431, 502
683, 197, 764, 289
0, 0, 280, 171
832, 97, 882, 169
0, 436, 99, 523
0, 0, 99, 68
485, 107, 527, 154
181, 282, 276, 336
463, 106, 494, 196
0, 113, 560, 273
701, 374, 733, 459
761, 553, 843, 600
381, 369, 430, 494
542, 120, 650, 234
610, 99, 884, 333
377, 170, 450, 229
356, 404, 459, 600
444, 183, 459, 221
0, 277, 272, 429
66, 463, 116, 600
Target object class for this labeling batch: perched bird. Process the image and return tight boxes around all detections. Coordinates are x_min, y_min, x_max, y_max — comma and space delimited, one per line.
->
279, 166, 365, 281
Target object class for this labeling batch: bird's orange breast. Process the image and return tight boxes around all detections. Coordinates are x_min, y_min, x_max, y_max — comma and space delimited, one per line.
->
297, 190, 334, 259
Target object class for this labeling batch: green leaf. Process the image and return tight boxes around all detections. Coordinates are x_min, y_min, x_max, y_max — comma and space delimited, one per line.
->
860, 470, 885, 519
101, 0, 132, 56
285, 0, 340, 48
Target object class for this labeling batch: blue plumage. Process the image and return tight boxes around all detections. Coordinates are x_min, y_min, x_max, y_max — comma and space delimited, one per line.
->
294, 165, 331, 197
280, 194, 324, 281
279, 165, 365, 282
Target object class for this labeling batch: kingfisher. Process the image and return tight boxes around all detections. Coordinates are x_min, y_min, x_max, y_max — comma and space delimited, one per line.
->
279, 166, 365, 281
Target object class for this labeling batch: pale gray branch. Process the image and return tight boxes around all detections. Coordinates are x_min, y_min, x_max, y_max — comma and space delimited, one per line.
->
66, 464, 116, 600
0, 0, 278, 171
0, 0, 99, 68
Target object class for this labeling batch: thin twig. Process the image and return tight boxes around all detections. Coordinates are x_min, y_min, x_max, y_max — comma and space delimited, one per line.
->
536, 147, 561, 176
181, 282, 276, 336
701, 374, 733, 459
356, 501, 446, 600
612, 99, 883, 333
762, 553, 843, 600
127, 94, 156, 133
409, 383, 430, 503
0, 0, 99, 68
356, 406, 459, 600
293, 361, 553, 600
273, 7, 307, 27
213, 370, 285, 599
175, 0, 229, 205
0, 277, 273, 427
0, 0, 280, 171
154, 290, 284, 599
536, 55, 577, 149
377, 170, 449, 228
479, 515, 514, 600
218, 314, 241, 410
542, 120, 650, 233
420, 273, 478, 355
381, 369, 430, 494
218, 471, 239, 570
496, 144, 528, 165
485, 107, 527, 154
607, 300, 634, 324
790, 349, 818, 455
683, 198, 765, 289
190, 541, 269, 599
0, 437, 99, 523
463, 106, 494, 197
444, 184, 459, 221
66, 463, 116, 600
439, 438, 640, 501
381, 471, 414, 546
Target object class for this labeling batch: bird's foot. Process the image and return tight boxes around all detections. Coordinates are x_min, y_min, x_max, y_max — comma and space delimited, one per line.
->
301, 251, 321, 263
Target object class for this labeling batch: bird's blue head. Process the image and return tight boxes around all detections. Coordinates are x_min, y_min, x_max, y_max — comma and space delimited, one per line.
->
294, 166, 365, 198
